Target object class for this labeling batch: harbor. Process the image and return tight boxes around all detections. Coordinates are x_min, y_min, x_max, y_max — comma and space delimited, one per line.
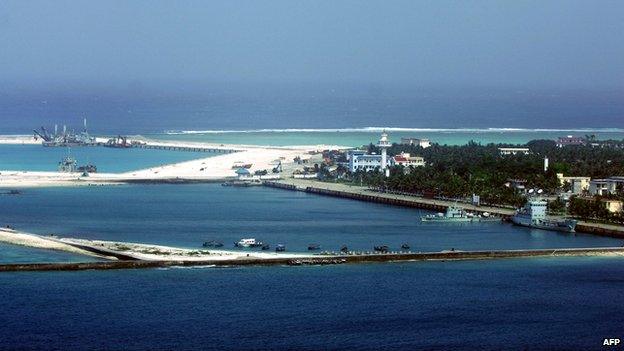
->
263, 178, 624, 238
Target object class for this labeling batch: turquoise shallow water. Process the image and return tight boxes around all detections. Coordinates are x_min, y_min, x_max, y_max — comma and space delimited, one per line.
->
0, 144, 211, 173
150, 129, 624, 147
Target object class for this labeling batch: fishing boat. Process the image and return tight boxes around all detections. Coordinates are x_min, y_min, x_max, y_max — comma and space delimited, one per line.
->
308, 244, 321, 251
275, 244, 286, 252
374, 245, 389, 253
511, 199, 577, 233
401, 243, 410, 250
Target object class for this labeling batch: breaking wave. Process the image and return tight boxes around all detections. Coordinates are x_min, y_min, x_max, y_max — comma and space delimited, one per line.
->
163, 127, 624, 135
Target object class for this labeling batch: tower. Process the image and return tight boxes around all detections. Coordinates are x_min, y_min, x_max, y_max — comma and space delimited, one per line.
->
378, 130, 391, 177
544, 156, 549, 172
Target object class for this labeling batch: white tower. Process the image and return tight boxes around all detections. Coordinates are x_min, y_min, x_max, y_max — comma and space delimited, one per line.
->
378, 130, 391, 177
544, 156, 549, 172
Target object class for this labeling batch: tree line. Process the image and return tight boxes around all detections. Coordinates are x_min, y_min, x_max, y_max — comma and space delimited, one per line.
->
338, 139, 624, 207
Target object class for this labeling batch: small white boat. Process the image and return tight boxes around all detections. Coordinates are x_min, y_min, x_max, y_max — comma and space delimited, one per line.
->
235, 238, 264, 248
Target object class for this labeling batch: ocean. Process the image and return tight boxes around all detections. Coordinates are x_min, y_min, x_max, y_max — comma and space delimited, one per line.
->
1, 86, 623, 136
1, 258, 623, 350
1, 87, 624, 349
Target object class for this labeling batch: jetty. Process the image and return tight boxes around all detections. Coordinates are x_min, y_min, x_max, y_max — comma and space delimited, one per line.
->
1, 228, 623, 272
264, 178, 515, 218
263, 179, 624, 238
1, 247, 624, 272
130, 140, 239, 154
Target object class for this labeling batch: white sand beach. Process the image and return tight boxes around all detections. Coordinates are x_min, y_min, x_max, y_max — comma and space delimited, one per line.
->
0, 137, 343, 188
0, 135, 40, 145
0, 228, 113, 259
0, 228, 310, 261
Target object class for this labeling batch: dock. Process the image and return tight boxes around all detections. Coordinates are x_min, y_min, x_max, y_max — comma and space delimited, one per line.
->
1, 247, 623, 272
264, 179, 515, 219
263, 179, 624, 238
131, 143, 238, 154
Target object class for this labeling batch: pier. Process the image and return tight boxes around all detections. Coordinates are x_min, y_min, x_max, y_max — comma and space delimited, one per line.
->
264, 179, 515, 219
1, 247, 623, 272
263, 179, 624, 238
131, 143, 238, 154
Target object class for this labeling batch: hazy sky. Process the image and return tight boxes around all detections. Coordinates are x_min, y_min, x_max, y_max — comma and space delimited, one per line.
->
0, 0, 623, 89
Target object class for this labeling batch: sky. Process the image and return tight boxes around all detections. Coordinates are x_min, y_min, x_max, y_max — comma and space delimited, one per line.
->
0, 0, 623, 91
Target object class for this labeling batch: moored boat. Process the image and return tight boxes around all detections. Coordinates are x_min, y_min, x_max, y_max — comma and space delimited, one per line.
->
511, 199, 577, 233
374, 245, 389, 253
235, 238, 265, 248
308, 244, 321, 251
421, 206, 474, 222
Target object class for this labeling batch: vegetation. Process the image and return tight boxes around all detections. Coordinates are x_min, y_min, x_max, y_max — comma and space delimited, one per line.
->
568, 196, 624, 224
339, 139, 624, 208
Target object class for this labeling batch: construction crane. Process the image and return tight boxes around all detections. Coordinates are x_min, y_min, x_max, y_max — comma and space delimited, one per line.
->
33, 127, 53, 142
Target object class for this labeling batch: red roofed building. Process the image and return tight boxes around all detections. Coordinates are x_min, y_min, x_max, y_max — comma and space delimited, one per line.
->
390, 152, 425, 168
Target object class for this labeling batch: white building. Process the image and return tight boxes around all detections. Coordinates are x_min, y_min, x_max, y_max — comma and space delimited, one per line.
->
589, 177, 624, 196
400, 137, 431, 148
498, 147, 530, 156
347, 131, 393, 174
557, 173, 591, 195
390, 152, 425, 167
348, 150, 383, 172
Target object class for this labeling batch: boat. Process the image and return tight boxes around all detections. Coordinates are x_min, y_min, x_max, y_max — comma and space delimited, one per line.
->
308, 244, 321, 251
234, 238, 265, 248
511, 199, 577, 233
202, 240, 223, 248
275, 244, 286, 252
77, 164, 97, 173
261, 244, 270, 250
401, 243, 410, 250
374, 245, 389, 253
340, 245, 349, 253
421, 206, 474, 222
231, 162, 253, 169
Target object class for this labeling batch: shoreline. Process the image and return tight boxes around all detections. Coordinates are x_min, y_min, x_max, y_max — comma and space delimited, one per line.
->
2, 247, 624, 272
0, 138, 341, 188
1, 228, 623, 272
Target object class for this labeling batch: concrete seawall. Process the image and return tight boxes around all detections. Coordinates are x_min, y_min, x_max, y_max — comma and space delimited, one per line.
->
265, 180, 514, 218
1, 247, 623, 272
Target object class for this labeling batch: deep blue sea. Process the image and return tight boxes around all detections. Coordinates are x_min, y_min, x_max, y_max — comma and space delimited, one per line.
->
1, 258, 624, 350
1, 86, 623, 134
